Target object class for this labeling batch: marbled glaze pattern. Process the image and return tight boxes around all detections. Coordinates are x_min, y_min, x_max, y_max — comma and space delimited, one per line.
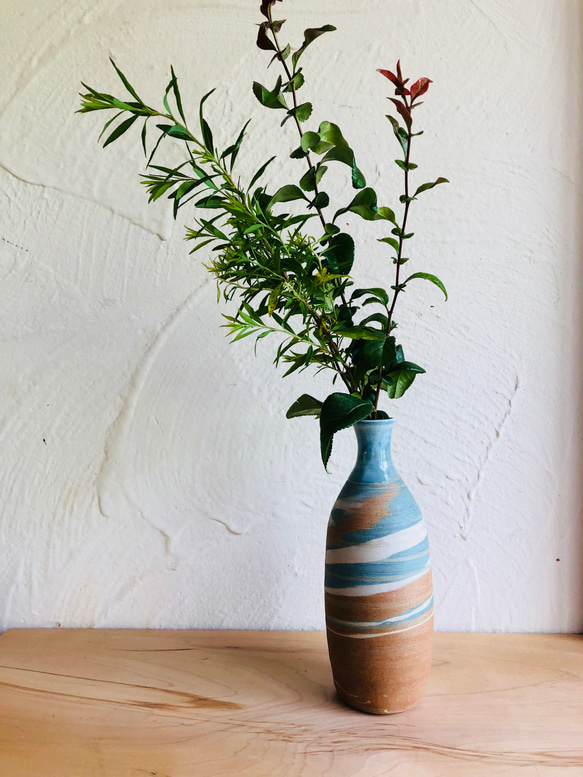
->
325, 420, 433, 713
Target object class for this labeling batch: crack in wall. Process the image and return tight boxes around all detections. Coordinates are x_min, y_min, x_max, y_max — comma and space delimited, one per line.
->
459, 375, 520, 541
95, 280, 243, 540
0, 162, 167, 241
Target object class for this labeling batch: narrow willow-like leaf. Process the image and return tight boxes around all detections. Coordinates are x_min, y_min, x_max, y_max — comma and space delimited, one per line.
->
336, 326, 386, 341
268, 284, 283, 315
167, 124, 192, 141
248, 155, 276, 189
170, 66, 187, 124
103, 114, 139, 147
199, 89, 216, 153
109, 58, 143, 104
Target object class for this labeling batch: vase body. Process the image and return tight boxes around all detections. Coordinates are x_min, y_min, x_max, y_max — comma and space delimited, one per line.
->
325, 419, 433, 714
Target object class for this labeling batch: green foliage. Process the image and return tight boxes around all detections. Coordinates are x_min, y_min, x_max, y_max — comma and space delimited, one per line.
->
77, 1, 448, 467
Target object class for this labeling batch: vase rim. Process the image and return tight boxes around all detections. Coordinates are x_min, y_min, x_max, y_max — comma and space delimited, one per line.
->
355, 417, 395, 425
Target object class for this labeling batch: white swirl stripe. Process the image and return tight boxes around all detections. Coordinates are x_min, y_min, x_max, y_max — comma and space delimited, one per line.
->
325, 521, 427, 565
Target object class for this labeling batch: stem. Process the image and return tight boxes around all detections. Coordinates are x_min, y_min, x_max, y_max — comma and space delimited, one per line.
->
372, 96, 414, 415
268, 13, 327, 233
267, 15, 351, 322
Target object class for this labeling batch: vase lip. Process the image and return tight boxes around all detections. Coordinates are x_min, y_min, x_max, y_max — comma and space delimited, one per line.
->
355, 417, 396, 426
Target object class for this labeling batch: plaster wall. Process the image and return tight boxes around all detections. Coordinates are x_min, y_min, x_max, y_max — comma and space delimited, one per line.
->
0, 0, 582, 632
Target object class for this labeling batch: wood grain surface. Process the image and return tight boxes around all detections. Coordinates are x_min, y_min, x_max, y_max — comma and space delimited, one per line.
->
0, 629, 582, 776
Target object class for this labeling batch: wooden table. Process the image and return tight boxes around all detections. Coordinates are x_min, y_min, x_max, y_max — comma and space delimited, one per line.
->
0, 629, 581, 776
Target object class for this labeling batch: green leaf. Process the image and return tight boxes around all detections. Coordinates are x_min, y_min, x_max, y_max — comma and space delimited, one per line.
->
321, 232, 354, 275
403, 271, 448, 300
166, 124, 192, 140
268, 184, 307, 207
290, 145, 309, 159
195, 194, 224, 208
292, 25, 336, 69
141, 120, 148, 155
268, 284, 283, 315
172, 179, 198, 200
386, 365, 424, 399
395, 159, 418, 171
199, 89, 216, 153
109, 58, 143, 104
378, 236, 400, 252
386, 115, 409, 154
334, 187, 378, 222
351, 287, 389, 306
252, 77, 288, 110
300, 131, 321, 153
291, 102, 312, 122
102, 114, 139, 147
318, 121, 348, 148
381, 336, 397, 369
319, 393, 373, 468
286, 394, 323, 418
312, 191, 329, 209
320, 145, 359, 178
352, 157, 366, 189
169, 65, 186, 124
392, 360, 425, 374
338, 326, 386, 341
353, 339, 384, 370
361, 312, 388, 329
375, 206, 397, 224
222, 118, 251, 171
299, 165, 327, 192
414, 177, 449, 196
283, 72, 304, 92
248, 155, 276, 189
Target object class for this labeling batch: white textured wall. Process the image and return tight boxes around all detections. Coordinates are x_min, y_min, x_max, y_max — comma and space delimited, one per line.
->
0, 0, 582, 632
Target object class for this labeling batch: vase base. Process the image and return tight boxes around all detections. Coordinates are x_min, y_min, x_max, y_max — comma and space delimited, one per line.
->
335, 684, 424, 715
326, 612, 433, 715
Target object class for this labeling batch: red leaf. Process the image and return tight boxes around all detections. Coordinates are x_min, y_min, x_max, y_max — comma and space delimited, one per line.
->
260, 0, 281, 19
377, 68, 398, 85
256, 21, 276, 51
410, 78, 432, 100
389, 98, 412, 129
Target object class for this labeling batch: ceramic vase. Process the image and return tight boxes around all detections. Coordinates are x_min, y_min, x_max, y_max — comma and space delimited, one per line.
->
325, 419, 433, 713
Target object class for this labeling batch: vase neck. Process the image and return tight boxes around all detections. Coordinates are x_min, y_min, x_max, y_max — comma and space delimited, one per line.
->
349, 420, 397, 484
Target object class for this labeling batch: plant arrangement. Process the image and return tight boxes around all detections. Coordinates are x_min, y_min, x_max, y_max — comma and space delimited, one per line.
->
78, 0, 447, 468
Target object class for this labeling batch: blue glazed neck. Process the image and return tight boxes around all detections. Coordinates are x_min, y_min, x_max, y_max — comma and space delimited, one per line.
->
349, 419, 397, 484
